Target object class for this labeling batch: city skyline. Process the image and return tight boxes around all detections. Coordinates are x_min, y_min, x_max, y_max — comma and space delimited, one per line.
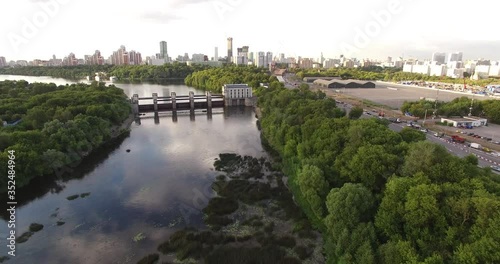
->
1, 0, 499, 61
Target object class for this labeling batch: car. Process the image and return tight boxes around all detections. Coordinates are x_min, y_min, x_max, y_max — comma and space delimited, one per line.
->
491, 166, 500, 172
420, 128, 428, 133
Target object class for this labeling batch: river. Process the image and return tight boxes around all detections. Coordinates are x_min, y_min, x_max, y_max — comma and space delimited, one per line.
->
0, 75, 265, 263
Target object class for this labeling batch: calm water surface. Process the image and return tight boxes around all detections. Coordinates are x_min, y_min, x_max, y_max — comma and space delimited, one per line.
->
0, 75, 265, 263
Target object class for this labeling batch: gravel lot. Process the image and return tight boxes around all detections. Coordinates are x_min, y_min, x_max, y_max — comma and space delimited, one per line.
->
325, 81, 497, 109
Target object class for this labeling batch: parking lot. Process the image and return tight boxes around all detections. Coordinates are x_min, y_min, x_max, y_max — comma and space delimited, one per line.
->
337, 82, 495, 109
432, 122, 500, 144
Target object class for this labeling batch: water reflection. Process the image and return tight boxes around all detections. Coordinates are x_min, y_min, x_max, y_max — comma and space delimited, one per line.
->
0, 76, 263, 263
0, 106, 262, 263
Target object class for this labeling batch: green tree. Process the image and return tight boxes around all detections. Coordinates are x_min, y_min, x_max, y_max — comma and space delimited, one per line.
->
399, 127, 426, 143
296, 164, 329, 219
348, 106, 363, 119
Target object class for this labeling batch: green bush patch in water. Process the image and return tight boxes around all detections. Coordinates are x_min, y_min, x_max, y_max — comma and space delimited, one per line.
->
29, 223, 44, 232
133, 232, 146, 242
294, 245, 313, 260
203, 197, 238, 215
17, 232, 33, 243
136, 253, 159, 264
80, 192, 91, 198
66, 194, 79, 200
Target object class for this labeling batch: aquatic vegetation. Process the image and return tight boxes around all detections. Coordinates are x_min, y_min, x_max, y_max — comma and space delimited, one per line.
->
133, 232, 146, 242
80, 192, 91, 198
66, 194, 79, 200
202, 197, 238, 216
294, 245, 314, 260
136, 253, 159, 264
155, 154, 324, 263
29, 223, 44, 232
16, 232, 33, 243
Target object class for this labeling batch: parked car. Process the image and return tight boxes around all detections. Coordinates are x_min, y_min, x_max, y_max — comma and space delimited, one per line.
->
491, 166, 500, 172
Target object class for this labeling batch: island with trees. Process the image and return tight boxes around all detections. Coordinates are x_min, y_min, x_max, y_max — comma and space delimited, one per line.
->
0, 80, 131, 191
257, 85, 500, 263
184, 65, 278, 93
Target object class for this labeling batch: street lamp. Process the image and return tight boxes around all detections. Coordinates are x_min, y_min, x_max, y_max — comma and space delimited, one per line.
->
423, 109, 428, 126
468, 96, 474, 117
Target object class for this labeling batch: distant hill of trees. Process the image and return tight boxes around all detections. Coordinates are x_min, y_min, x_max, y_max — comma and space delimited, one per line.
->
0, 62, 212, 81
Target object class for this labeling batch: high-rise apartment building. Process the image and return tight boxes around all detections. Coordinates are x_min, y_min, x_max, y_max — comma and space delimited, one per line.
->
432, 52, 446, 65
266, 52, 273, 67
448, 52, 463, 63
0, 57, 6, 67
236, 46, 249, 65
160, 41, 168, 61
227, 37, 233, 63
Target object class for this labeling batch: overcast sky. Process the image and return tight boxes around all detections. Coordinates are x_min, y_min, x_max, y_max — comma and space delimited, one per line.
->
1, 0, 499, 61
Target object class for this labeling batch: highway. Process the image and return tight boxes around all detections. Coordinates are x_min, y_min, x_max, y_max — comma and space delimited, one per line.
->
336, 100, 500, 172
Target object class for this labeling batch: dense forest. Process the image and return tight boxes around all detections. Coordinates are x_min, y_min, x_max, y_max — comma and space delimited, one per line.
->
0, 65, 114, 79
0, 80, 131, 190
258, 86, 500, 263
0, 63, 211, 81
401, 97, 500, 124
108, 62, 211, 81
293, 67, 498, 86
184, 65, 277, 93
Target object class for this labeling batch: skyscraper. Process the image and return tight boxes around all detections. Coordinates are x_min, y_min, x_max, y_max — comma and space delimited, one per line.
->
160, 41, 168, 61
448, 52, 463, 63
214, 47, 218, 61
0, 56, 6, 67
432, 52, 446, 65
227, 37, 233, 63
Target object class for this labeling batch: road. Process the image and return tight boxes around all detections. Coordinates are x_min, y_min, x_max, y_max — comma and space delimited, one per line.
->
278, 73, 500, 172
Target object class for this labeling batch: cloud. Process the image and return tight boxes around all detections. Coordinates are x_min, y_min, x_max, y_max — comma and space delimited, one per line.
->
140, 11, 184, 24
169, 0, 212, 8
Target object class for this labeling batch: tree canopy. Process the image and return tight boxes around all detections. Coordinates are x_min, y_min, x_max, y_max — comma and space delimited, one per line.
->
258, 85, 500, 263
0, 80, 131, 190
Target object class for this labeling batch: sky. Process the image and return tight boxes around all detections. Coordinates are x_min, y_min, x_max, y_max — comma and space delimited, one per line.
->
1, 0, 499, 62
